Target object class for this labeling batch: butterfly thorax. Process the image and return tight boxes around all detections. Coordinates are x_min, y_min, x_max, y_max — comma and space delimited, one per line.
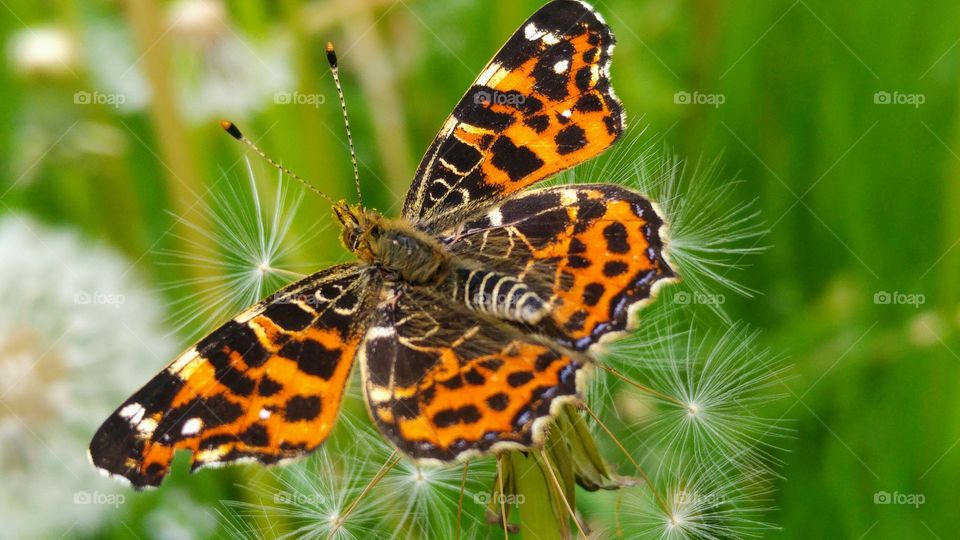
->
333, 201, 450, 285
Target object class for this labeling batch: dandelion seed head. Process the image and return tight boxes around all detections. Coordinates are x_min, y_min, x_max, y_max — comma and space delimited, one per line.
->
624, 459, 776, 540
618, 323, 789, 474
0, 215, 172, 538
555, 133, 767, 321
162, 159, 326, 340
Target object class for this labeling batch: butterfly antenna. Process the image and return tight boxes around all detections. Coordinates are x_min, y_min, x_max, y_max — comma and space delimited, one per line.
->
326, 42, 363, 206
219, 120, 338, 206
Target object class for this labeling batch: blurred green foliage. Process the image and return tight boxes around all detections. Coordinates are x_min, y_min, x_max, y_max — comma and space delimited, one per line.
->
3, 0, 959, 538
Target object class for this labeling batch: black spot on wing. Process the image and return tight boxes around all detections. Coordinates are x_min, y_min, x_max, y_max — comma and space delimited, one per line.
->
279, 339, 340, 380
486, 392, 510, 411
198, 321, 269, 369
603, 222, 630, 253
513, 207, 571, 239
262, 302, 314, 332
437, 136, 483, 173
455, 86, 516, 131
523, 114, 551, 133
603, 260, 629, 277
507, 371, 534, 387
532, 41, 574, 100
575, 93, 604, 112
240, 424, 270, 447
258, 375, 283, 397
393, 396, 421, 420
285, 395, 322, 421
575, 66, 593, 92
555, 124, 588, 155
490, 136, 544, 182
582, 283, 605, 307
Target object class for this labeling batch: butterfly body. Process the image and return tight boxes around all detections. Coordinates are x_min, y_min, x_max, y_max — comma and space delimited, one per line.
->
91, 0, 678, 488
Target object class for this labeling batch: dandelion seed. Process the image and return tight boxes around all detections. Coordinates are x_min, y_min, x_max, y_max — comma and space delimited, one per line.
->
161, 158, 328, 339
378, 445, 494, 538
615, 323, 790, 474
224, 437, 385, 540
623, 458, 777, 540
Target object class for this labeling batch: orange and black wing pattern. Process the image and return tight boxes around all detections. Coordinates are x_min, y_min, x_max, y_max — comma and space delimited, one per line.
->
443, 184, 676, 352
360, 285, 585, 461
403, 0, 623, 225
89, 264, 376, 488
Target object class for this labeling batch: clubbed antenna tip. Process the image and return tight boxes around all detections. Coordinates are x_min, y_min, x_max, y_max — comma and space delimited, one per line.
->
326, 42, 338, 69
220, 120, 243, 140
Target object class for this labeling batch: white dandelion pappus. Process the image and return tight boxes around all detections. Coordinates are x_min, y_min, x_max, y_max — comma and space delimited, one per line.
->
0, 215, 173, 538
623, 457, 777, 540
615, 323, 790, 475
561, 134, 767, 320
161, 158, 329, 340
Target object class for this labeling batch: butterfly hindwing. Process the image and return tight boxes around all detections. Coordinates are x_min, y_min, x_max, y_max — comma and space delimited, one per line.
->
89, 264, 376, 488
403, 0, 623, 225
443, 184, 676, 352
359, 284, 585, 461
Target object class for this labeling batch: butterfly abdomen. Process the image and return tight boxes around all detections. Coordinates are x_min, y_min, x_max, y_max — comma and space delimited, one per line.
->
452, 267, 550, 324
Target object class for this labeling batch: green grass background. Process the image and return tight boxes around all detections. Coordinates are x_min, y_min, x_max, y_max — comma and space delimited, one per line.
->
3, 0, 959, 538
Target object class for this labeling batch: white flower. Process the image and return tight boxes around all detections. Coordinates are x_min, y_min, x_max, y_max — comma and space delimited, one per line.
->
7, 26, 77, 77
0, 215, 173, 538
84, 0, 294, 122
167, 0, 294, 123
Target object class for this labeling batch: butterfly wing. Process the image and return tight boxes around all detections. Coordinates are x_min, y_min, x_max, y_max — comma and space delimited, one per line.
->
89, 264, 377, 488
443, 184, 676, 352
402, 0, 623, 225
359, 284, 585, 461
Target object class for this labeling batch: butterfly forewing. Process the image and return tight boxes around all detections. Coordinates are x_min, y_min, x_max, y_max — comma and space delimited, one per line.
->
89, 264, 376, 488
403, 0, 624, 226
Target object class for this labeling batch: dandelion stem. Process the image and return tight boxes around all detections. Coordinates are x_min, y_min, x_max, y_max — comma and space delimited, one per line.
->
457, 459, 470, 540
497, 458, 509, 540
538, 449, 588, 539
582, 404, 670, 515
326, 449, 399, 540
597, 363, 686, 407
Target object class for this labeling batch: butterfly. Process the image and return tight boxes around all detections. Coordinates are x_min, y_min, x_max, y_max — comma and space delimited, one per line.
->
89, 0, 676, 488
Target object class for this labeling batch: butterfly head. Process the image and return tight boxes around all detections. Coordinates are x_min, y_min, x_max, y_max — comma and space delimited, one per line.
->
333, 201, 381, 259
333, 201, 449, 284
